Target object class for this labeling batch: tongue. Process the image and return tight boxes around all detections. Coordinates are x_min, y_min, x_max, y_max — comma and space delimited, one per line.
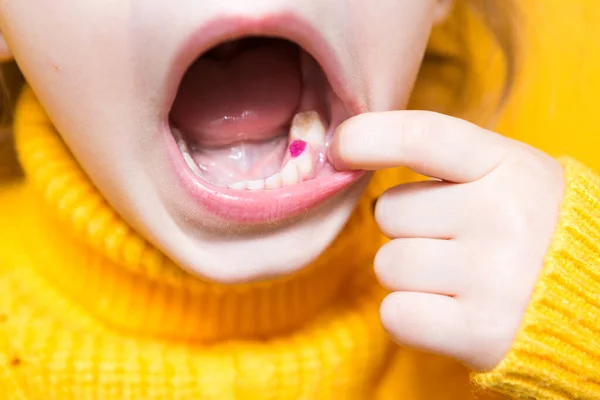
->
170, 40, 302, 147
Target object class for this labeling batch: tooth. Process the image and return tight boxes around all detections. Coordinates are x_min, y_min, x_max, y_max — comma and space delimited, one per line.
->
183, 152, 203, 176
275, 142, 315, 187
280, 162, 299, 187
246, 180, 265, 191
173, 128, 190, 153
290, 111, 326, 148
228, 181, 248, 190
293, 146, 313, 181
174, 128, 206, 178
265, 173, 282, 189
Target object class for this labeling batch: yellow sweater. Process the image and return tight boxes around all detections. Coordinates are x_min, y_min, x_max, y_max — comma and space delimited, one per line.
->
3, 1, 600, 399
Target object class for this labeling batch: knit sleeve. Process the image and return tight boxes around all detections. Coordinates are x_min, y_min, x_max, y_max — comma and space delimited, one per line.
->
474, 157, 600, 399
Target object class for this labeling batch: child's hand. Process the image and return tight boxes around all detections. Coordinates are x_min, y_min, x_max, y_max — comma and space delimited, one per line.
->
329, 111, 565, 371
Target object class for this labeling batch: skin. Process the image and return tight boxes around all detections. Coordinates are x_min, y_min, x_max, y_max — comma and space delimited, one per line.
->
0, 0, 451, 283
329, 113, 564, 370
0, 0, 566, 370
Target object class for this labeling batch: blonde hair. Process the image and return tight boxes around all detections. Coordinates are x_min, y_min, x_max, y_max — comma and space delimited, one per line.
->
471, 0, 518, 90
0, 0, 517, 179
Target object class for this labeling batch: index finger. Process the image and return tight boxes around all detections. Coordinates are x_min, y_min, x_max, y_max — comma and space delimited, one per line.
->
328, 111, 511, 183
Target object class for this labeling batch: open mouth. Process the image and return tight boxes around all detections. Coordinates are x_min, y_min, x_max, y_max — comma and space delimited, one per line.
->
166, 19, 364, 224
171, 37, 344, 190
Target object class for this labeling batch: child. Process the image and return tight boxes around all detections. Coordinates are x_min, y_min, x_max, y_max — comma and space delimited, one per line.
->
1, 0, 599, 398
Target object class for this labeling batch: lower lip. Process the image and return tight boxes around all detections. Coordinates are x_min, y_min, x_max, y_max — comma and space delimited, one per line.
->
165, 131, 364, 224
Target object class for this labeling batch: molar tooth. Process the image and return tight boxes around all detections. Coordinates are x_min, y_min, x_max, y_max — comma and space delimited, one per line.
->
290, 111, 326, 148
265, 173, 283, 189
228, 181, 248, 190
172, 128, 191, 154
183, 152, 203, 177
176, 128, 204, 178
246, 180, 265, 191
280, 162, 299, 187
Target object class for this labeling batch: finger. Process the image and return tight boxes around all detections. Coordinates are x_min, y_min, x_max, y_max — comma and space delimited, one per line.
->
374, 238, 464, 296
380, 292, 468, 361
329, 111, 511, 182
374, 180, 468, 239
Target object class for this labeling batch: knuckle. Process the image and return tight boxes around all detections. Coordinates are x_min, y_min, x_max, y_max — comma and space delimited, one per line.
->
478, 185, 529, 237
483, 147, 563, 239
398, 111, 440, 150
463, 307, 515, 369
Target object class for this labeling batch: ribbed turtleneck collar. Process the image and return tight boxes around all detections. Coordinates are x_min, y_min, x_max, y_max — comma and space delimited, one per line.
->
13, 86, 385, 342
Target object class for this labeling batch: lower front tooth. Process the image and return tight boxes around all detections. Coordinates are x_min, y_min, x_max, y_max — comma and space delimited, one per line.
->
246, 180, 265, 190
280, 162, 299, 187
183, 152, 203, 176
265, 173, 282, 189
228, 181, 247, 190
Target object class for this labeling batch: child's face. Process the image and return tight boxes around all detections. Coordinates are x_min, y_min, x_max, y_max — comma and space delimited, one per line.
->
2, 0, 450, 282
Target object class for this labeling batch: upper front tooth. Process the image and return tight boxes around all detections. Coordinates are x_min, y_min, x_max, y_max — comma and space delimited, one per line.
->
290, 111, 326, 147
265, 173, 282, 189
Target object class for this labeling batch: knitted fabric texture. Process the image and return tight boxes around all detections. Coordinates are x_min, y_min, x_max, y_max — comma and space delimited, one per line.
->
474, 158, 600, 399
0, 87, 391, 398
4, 65, 600, 400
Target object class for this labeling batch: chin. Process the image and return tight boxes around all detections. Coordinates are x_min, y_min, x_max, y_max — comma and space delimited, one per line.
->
165, 173, 371, 284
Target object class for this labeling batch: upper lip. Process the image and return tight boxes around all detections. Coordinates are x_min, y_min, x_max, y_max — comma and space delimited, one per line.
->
162, 13, 365, 224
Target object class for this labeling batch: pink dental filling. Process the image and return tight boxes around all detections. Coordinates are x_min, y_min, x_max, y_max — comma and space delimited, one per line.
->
289, 140, 307, 158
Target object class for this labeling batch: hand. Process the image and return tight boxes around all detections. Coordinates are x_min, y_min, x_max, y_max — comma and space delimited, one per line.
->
329, 111, 565, 371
